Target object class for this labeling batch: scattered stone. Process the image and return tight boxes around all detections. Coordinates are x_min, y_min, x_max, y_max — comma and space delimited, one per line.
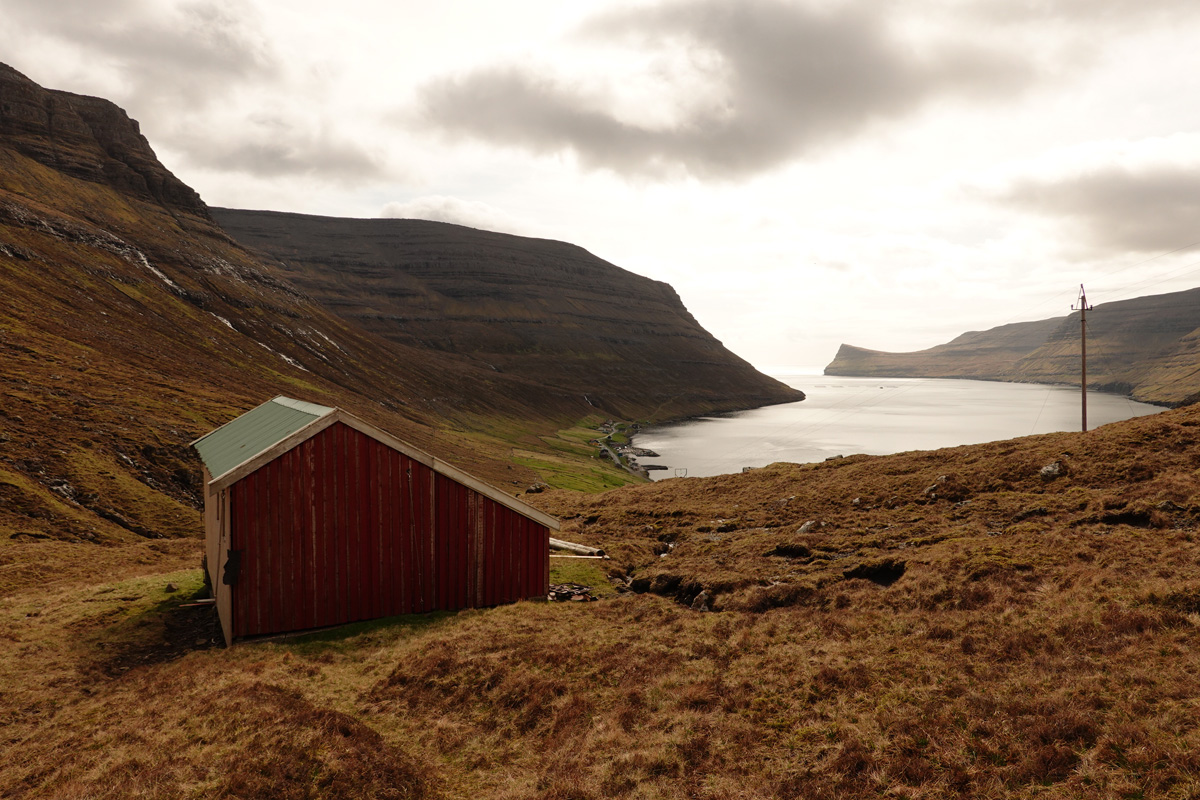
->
825, 455, 844, 461
165, 582, 179, 593
548, 583, 597, 602
690, 590, 711, 612
1040, 461, 1067, 481
797, 520, 817, 534
524, 482, 547, 494
851, 497, 862, 507
923, 474, 969, 502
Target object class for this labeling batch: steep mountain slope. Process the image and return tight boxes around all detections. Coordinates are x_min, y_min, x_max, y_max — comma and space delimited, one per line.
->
826, 286, 1200, 405
0, 63, 800, 587
0, 63, 602, 575
210, 208, 803, 420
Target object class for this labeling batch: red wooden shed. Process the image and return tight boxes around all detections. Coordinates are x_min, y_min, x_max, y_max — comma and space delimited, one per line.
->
191, 396, 558, 645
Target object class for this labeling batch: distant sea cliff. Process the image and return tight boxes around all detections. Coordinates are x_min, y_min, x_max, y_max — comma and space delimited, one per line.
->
825, 287, 1200, 407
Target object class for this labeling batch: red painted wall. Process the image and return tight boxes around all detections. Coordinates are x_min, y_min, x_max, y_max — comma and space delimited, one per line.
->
228, 422, 550, 638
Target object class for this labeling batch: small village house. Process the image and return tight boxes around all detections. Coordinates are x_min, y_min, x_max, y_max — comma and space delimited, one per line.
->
192, 396, 558, 645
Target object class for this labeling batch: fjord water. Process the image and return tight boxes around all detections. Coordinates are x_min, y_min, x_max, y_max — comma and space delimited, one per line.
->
636, 373, 1162, 480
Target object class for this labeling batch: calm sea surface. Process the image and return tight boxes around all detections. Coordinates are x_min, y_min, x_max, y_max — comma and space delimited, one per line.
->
635, 373, 1162, 480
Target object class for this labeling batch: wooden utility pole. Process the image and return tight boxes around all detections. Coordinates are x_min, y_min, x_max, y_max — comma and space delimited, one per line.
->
1072, 285, 1093, 432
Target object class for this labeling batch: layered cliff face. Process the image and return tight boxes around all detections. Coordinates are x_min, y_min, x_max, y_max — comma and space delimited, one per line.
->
826, 287, 1200, 406
211, 209, 804, 420
0, 64, 206, 216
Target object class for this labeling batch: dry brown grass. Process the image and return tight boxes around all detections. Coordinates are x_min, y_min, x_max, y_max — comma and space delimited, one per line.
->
4, 405, 1200, 798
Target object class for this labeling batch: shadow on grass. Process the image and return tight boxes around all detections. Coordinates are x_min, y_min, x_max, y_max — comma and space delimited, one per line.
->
85, 582, 473, 671
82, 579, 222, 678
274, 610, 459, 656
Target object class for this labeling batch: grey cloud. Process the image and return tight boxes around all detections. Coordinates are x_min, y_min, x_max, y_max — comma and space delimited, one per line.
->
4, 0, 278, 107
173, 118, 385, 182
1000, 166, 1200, 252
4, 0, 390, 184
418, 0, 1033, 179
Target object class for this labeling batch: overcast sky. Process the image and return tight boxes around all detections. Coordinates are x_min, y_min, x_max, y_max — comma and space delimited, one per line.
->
5, 0, 1200, 370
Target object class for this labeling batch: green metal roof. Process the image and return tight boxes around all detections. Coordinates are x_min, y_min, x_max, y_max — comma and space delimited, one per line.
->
192, 396, 334, 480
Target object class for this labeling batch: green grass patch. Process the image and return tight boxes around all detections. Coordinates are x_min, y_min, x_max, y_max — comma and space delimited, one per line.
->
549, 559, 617, 595
506, 416, 646, 491
69, 570, 209, 664
512, 453, 640, 492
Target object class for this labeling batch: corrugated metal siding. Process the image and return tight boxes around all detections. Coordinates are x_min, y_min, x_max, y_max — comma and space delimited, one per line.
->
229, 422, 550, 638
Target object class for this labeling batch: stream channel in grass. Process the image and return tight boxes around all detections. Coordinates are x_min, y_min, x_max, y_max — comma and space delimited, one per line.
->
634, 372, 1163, 480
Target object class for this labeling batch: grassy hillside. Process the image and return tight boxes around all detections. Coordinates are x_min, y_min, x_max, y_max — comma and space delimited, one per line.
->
0, 62, 808, 572
826, 288, 1200, 406
0, 138, 621, 549
210, 208, 804, 421
0, 63, 685, 575
4, 401, 1200, 798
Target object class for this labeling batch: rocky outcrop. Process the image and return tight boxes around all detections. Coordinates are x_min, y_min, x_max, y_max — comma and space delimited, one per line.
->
0, 63, 206, 216
211, 209, 805, 420
826, 286, 1200, 406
